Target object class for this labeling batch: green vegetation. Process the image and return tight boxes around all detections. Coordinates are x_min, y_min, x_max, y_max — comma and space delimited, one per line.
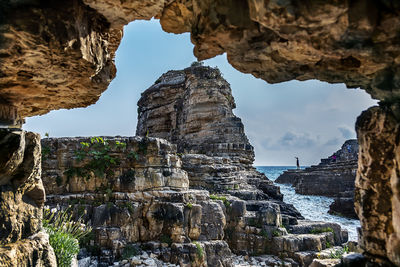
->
64, 137, 127, 181
209, 194, 231, 208
160, 234, 173, 246
272, 230, 280, 237
259, 230, 269, 238
42, 145, 51, 160
43, 208, 92, 267
47, 228, 79, 267
121, 244, 139, 259
186, 202, 193, 209
310, 227, 334, 234
234, 184, 239, 190
326, 241, 332, 248
193, 241, 204, 259
330, 248, 344, 259
248, 218, 262, 228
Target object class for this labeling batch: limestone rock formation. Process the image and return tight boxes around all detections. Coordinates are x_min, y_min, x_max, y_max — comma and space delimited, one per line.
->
42, 136, 234, 266
0, 129, 56, 266
41, 136, 349, 266
2, 0, 400, 125
136, 64, 298, 217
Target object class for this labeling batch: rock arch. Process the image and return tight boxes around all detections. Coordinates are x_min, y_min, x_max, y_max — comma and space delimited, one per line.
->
1, 0, 400, 265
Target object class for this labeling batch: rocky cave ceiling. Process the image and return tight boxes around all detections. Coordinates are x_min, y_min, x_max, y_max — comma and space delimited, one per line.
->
0, 0, 399, 123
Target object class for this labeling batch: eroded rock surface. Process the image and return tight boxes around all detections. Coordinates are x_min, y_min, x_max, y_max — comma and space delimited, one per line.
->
0, 129, 56, 266
355, 106, 400, 266
0, 0, 120, 123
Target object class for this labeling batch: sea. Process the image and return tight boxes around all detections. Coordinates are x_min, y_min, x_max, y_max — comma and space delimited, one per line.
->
256, 166, 360, 241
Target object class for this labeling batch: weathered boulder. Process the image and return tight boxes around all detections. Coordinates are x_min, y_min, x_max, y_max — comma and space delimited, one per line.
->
0, 129, 56, 266
328, 197, 358, 220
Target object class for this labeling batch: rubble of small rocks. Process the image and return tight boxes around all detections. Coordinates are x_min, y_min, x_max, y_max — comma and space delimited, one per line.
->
276, 140, 358, 219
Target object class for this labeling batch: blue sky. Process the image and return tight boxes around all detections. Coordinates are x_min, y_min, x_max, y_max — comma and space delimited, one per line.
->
23, 20, 377, 166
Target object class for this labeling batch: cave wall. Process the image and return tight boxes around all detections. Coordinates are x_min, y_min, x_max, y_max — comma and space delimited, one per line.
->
0, 129, 56, 266
356, 106, 400, 266
0, 0, 400, 265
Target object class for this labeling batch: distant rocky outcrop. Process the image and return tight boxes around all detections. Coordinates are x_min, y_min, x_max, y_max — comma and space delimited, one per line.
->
276, 139, 358, 219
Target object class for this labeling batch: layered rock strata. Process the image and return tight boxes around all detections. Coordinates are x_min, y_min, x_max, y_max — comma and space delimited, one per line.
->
0, 129, 56, 266
133, 65, 350, 264
276, 140, 358, 219
41, 136, 349, 266
42, 136, 233, 266
276, 139, 358, 197
136, 64, 299, 221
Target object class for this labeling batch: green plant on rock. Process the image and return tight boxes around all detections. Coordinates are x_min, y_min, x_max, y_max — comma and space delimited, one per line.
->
326, 241, 332, 248
64, 137, 126, 181
259, 230, 269, 238
46, 228, 80, 267
121, 243, 139, 260
272, 230, 280, 237
160, 234, 173, 246
186, 202, 193, 209
42, 145, 51, 160
43, 208, 92, 267
329, 248, 345, 259
310, 227, 334, 234
193, 241, 204, 260
209, 194, 230, 208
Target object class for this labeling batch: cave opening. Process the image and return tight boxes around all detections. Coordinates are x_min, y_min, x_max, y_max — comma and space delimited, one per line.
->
2, 1, 400, 266
23, 19, 376, 243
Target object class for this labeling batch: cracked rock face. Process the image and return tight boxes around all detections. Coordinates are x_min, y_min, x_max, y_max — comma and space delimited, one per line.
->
0, 0, 119, 123
0, 129, 56, 266
160, 0, 400, 101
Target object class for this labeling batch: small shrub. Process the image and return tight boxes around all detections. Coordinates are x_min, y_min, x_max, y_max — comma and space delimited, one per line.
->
42, 145, 51, 160
193, 242, 204, 259
259, 230, 269, 238
46, 228, 80, 267
122, 244, 139, 260
43, 208, 91, 267
186, 202, 193, 209
160, 234, 172, 246
209, 194, 230, 208
310, 227, 334, 234
272, 230, 280, 237
329, 248, 345, 259
326, 241, 332, 248
234, 184, 239, 190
